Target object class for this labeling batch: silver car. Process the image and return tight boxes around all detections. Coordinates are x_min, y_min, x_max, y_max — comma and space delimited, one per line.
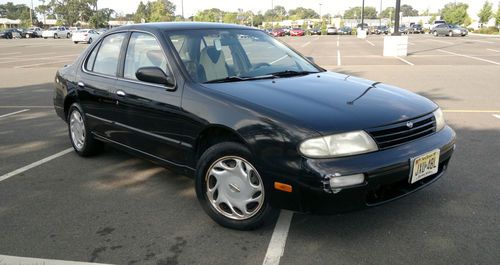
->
433, 24, 468, 37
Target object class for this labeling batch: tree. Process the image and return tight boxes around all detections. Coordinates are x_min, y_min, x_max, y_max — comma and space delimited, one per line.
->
477, 1, 493, 24
440, 2, 470, 25
194, 8, 224, 22
0, 2, 36, 22
380, 7, 395, 19
288, 7, 319, 20
401, 4, 418, 16
496, 2, 500, 26
149, 0, 175, 22
89, 8, 114, 28
134, 1, 149, 23
264, 5, 287, 21
344, 6, 377, 19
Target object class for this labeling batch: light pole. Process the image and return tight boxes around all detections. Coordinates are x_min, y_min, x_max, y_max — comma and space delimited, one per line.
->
361, 0, 365, 30
319, 3, 322, 18
181, 0, 184, 20
392, 0, 401, 36
379, 0, 382, 27
29, 0, 33, 26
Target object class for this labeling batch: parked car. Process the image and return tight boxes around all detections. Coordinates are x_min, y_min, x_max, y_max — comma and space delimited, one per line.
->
431, 20, 447, 31
433, 24, 468, 37
42, 26, 71, 39
72, 29, 100, 44
309, 28, 321, 35
375, 25, 389, 35
53, 22, 455, 230
338, 26, 352, 35
399, 25, 409, 34
356, 23, 369, 34
409, 24, 424, 34
283, 27, 291, 36
68, 27, 80, 34
24, 27, 43, 38
0, 28, 21, 39
326, 27, 337, 35
96, 28, 108, 35
271, 28, 286, 37
290, 28, 305, 36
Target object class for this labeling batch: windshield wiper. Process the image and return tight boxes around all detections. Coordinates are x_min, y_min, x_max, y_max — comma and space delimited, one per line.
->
204, 75, 275, 84
267, 70, 317, 77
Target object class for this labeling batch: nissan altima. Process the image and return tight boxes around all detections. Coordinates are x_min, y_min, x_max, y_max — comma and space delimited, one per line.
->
53, 23, 456, 230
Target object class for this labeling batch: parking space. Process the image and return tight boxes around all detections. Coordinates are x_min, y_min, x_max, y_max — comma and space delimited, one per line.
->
1, 34, 499, 264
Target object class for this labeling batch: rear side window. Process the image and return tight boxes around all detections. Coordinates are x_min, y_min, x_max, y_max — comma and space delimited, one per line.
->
92, 33, 126, 76
124, 32, 169, 80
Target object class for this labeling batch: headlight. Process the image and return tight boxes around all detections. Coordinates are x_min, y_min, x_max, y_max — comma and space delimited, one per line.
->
299, 131, 378, 158
434, 108, 445, 132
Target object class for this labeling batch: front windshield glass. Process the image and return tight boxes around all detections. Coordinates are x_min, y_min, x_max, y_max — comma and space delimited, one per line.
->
167, 29, 319, 83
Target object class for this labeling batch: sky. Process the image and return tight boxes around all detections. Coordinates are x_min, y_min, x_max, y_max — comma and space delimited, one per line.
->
5, 0, 496, 20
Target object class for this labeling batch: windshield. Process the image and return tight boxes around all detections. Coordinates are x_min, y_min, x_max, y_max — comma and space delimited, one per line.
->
167, 29, 320, 83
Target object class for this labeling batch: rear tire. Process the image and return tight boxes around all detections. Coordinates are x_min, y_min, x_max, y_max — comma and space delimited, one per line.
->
67, 103, 103, 157
54, 33, 58, 39
448, 31, 453, 37
433, 31, 438, 36
67, 33, 71, 38
88, 38, 92, 44
74, 41, 78, 44
195, 142, 278, 230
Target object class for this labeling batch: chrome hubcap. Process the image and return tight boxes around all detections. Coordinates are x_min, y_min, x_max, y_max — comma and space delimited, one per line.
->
205, 156, 264, 220
70, 110, 85, 150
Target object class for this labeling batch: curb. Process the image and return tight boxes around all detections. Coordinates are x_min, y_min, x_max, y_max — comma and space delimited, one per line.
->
469, 32, 500, 37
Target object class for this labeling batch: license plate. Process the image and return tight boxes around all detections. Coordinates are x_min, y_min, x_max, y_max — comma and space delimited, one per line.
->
410, 149, 440, 184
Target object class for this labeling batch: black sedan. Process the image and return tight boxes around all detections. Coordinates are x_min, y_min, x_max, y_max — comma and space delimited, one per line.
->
0, 28, 20, 39
53, 22, 455, 230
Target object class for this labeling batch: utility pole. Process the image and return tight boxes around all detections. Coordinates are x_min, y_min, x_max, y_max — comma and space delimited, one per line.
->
319, 3, 322, 18
29, 0, 33, 26
392, 0, 401, 36
361, 0, 365, 29
379, 0, 382, 27
181, 0, 184, 20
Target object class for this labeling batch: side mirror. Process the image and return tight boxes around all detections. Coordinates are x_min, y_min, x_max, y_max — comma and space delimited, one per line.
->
306, 56, 315, 62
135, 67, 174, 87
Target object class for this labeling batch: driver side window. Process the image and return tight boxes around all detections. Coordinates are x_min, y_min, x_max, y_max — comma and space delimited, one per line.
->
124, 32, 170, 81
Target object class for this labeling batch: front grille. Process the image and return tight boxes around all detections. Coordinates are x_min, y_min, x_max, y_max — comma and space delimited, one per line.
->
367, 113, 436, 149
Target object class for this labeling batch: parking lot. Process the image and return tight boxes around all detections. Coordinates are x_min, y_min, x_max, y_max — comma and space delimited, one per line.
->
1, 34, 499, 265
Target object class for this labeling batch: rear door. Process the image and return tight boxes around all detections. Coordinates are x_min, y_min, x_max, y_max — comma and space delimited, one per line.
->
76, 32, 128, 142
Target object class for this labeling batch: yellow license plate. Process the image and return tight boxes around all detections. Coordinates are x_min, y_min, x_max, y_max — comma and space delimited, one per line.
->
410, 149, 440, 184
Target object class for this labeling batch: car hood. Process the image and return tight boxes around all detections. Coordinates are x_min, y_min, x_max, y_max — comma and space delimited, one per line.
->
202, 72, 437, 135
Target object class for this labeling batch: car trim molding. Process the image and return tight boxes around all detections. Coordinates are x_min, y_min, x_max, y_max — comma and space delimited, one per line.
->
85, 113, 192, 148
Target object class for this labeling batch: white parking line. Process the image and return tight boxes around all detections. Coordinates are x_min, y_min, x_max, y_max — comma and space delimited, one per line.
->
0, 109, 29, 118
0, 53, 78, 64
493, 114, 500, 120
337, 35, 340, 47
262, 210, 294, 265
0, 254, 112, 265
15, 59, 74, 68
301, 41, 311, 47
0, 105, 52, 108
487, 48, 500, 52
365, 40, 375, 46
0, 148, 73, 183
337, 49, 341, 66
0, 52, 22, 56
438, 49, 500, 66
396, 56, 414, 66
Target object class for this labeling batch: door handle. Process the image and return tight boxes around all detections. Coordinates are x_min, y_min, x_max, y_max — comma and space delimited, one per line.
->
116, 90, 126, 97
77, 81, 85, 87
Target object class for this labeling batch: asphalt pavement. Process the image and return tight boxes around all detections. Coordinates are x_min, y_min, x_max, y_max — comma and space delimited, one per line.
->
0, 34, 499, 265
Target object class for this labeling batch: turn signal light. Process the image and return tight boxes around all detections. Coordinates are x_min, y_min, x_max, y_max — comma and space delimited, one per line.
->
274, 182, 292, 192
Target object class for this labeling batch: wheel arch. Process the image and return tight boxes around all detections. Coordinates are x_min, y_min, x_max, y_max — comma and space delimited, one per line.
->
193, 124, 251, 163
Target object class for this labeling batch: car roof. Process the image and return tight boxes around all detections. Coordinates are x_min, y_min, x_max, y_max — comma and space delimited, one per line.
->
108, 22, 251, 33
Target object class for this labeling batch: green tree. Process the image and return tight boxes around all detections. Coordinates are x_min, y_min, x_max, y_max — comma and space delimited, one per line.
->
477, 1, 493, 24
133, 1, 149, 23
496, 2, 500, 26
380, 7, 395, 19
344, 6, 377, 19
288, 7, 319, 20
401, 4, 418, 16
0, 2, 37, 21
222, 12, 238, 24
194, 8, 224, 22
264, 5, 287, 21
89, 8, 114, 28
149, 0, 175, 22
440, 2, 470, 25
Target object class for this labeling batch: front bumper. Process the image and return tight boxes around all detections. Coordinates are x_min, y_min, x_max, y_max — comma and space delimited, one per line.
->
267, 126, 456, 213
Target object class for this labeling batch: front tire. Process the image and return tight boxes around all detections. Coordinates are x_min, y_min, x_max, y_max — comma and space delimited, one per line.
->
88, 38, 92, 44
54, 33, 58, 39
67, 103, 103, 156
448, 31, 453, 37
433, 30, 438, 36
195, 142, 278, 230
